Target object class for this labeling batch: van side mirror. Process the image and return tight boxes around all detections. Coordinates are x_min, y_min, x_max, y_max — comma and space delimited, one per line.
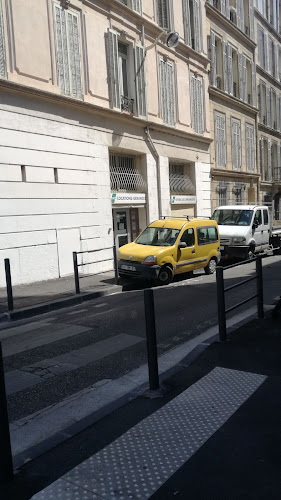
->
178, 242, 187, 249
252, 220, 259, 230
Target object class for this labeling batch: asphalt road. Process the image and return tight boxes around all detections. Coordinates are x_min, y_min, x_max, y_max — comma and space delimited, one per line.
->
2, 255, 281, 423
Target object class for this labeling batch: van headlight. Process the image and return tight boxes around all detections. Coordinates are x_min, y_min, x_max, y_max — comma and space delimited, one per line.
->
142, 255, 157, 265
232, 237, 246, 244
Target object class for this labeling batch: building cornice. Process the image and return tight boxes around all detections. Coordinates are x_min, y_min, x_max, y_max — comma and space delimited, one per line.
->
258, 123, 281, 140
254, 8, 281, 42
205, 3, 256, 49
209, 87, 258, 115
84, 0, 210, 67
0, 78, 212, 145
211, 168, 260, 179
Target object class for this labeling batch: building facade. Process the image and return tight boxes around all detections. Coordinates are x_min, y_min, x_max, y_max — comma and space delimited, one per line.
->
0, 0, 212, 285
206, 0, 259, 212
255, 0, 281, 221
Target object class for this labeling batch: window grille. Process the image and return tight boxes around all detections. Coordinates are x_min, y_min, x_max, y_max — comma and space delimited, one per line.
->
217, 182, 229, 205
233, 183, 244, 204
169, 164, 196, 194
110, 154, 146, 192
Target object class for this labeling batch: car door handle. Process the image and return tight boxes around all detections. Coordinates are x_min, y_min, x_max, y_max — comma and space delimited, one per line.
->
192, 249, 195, 254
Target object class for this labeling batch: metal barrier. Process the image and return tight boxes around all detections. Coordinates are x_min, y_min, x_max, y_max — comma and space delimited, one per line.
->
73, 245, 119, 294
0, 342, 13, 482
216, 256, 264, 342
144, 289, 160, 391
4, 258, 14, 311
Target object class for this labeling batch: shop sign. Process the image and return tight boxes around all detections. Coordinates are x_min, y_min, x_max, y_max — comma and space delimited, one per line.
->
111, 193, 146, 204
171, 195, 197, 205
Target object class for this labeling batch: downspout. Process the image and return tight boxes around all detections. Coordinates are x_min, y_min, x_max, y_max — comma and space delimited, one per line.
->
145, 127, 162, 218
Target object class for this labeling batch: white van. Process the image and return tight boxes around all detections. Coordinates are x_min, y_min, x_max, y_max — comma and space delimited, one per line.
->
211, 205, 281, 259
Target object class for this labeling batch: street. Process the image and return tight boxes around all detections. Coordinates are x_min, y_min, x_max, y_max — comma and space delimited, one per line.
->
1, 255, 281, 469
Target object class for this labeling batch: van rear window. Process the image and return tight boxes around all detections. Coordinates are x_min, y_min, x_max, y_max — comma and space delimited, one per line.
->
197, 226, 218, 245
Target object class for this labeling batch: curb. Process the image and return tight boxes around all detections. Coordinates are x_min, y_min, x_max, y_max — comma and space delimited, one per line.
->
0, 285, 122, 322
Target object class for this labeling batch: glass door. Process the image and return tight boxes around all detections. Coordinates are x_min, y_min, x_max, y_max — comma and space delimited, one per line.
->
113, 209, 131, 250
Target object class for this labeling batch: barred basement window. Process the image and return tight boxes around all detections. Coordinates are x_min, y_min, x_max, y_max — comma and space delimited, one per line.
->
0, 0, 7, 78
53, 2, 83, 98
217, 182, 229, 206
169, 164, 196, 194
233, 183, 244, 204
109, 154, 146, 192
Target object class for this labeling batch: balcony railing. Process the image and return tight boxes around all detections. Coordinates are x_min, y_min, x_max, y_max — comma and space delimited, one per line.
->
121, 95, 134, 114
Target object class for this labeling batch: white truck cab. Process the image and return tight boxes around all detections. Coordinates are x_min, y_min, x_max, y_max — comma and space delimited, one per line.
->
211, 205, 272, 259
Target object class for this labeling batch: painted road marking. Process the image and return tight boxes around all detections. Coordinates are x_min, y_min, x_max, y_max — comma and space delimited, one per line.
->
31, 367, 266, 500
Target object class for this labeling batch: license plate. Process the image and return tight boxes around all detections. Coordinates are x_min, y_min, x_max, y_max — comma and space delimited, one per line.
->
121, 265, 136, 271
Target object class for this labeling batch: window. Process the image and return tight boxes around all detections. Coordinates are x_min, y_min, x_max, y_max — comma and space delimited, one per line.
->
159, 58, 175, 126
169, 164, 196, 194
0, 0, 6, 78
217, 182, 229, 205
246, 123, 255, 172
258, 26, 267, 70
260, 81, 267, 124
190, 73, 204, 134
231, 118, 242, 170
214, 112, 226, 168
254, 209, 262, 225
232, 48, 239, 97
272, 90, 277, 129
197, 227, 218, 245
107, 29, 147, 117
180, 228, 195, 246
257, 0, 263, 13
157, 0, 172, 31
268, 37, 275, 77
109, 154, 146, 192
136, 227, 180, 246
117, 0, 142, 13
263, 209, 269, 224
233, 183, 244, 204
182, 0, 202, 52
260, 137, 272, 181
53, 3, 83, 98
209, 31, 224, 90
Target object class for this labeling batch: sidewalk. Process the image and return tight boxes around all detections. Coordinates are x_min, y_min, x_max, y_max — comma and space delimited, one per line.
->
2, 311, 281, 500
0, 271, 122, 320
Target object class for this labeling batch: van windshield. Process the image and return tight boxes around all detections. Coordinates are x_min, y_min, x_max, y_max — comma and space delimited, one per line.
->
211, 209, 253, 226
136, 227, 180, 246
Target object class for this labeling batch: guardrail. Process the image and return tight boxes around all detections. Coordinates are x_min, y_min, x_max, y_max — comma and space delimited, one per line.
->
73, 245, 118, 294
216, 256, 264, 342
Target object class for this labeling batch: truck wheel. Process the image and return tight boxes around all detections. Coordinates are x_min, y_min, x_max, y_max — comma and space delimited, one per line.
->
246, 246, 255, 260
204, 258, 217, 275
157, 266, 173, 286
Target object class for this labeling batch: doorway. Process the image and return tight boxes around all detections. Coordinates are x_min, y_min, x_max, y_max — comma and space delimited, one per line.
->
113, 208, 140, 250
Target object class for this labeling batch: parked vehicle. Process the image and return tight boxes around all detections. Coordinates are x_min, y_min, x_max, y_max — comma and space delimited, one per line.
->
118, 217, 221, 285
211, 205, 281, 260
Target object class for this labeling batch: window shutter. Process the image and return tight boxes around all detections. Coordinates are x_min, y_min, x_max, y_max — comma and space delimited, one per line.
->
134, 44, 147, 117
242, 55, 247, 102
227, 44, 233, 96
249, 0, 254, 39
182, 0, 191, 47
237, 0, 241, 29
238, 53, 243, 100
215, 113, 226, 168
260, 139, 264, 179
239, 0, 245, 32
222, 41, 228, 93
194, 76, 204, 134
232, 119, 241, 170
251, 61, 256, 107
167, 61, 175, 126
277, 95, 280, 131
208, 0, 213, 4
268, 38, 273, 75
264, 33, 268, 72
221, 0, 226, 16
270, 89, 274, 129
210, 31, 216, 87
66, 11, 83, 99
266, 86, 271, 126
107, 29, 120, 109
268, 140, 272, 181
53, 5, 71, 96
193, 0, 202, 53
278, 144, 281, 172
191, 75, 198, 133
157, 0, 170, 30
160, 59, 175, 126
225, 0, 230, 19
258, 26, 264, 68
274, 43, 278, 80
0, 0, 6, 78
246, 124, 254, 172
260, 83, 264, 122
131, 0, 142, 13
279, 95, 281, 132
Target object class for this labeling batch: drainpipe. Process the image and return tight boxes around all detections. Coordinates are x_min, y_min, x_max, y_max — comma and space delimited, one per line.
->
145, 127, 162, 218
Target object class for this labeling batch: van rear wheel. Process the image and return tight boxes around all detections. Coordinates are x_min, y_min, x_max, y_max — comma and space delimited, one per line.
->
204, 258, 217, 275
157, 266, 173, 286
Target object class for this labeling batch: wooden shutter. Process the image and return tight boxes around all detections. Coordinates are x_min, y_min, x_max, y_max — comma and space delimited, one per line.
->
242, 55, 247, 102
182, 0, 191, 47
192, 75, 204, 134
258, 26, 264, 68
107, 29, 120, 109
251, 61, 256, 107
278, 144, 281, 172
246, 124, 254, 172
274, 43, 278, 80
268, 140, 272, 181
238, 53, 243, 100
268, 38, 273, 75
131, 0, 142, 13
222, 41, 228, 93
221, 0, 226, 16
239, 0, 245, 32
160, 58, 175, 126
249, 0, 254, 39
210, 31, 216, 87
134, 44, 147, 117
260, 83, 265, 122
215, 113, 226, 167
0, 0, 6, 78
67, 10, 83, 99
191, 75, 198, 133
193, 0, 202, 53
166, 61, 175, 126
277, 96, 280, 132
266, 86, 271, 127
279, 95, 281, 132
53, 4, 71, 96
227, 44, 233, 96
232, 119, 241, 170
237, 0, 241, 29
264, 33, 268, 71
157, 0, 170, 30
225, 0, 230, 18
260, 139, 264, 179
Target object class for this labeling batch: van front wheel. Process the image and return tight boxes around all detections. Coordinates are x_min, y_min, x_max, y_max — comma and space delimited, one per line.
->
204, 258, 217, 275
157, 266, 173, 286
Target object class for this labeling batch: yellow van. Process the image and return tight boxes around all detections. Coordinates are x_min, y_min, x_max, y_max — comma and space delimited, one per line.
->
118, 217, 221, 285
